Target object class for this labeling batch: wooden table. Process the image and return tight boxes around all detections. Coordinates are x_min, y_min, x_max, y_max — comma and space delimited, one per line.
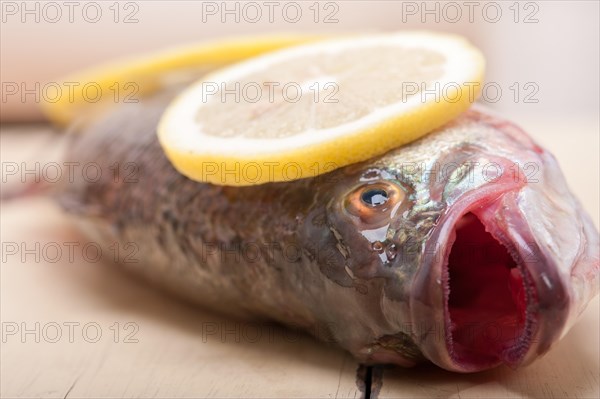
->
1, 116, 598, 398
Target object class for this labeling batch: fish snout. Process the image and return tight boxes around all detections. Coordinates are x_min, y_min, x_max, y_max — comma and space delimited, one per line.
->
410, 187, 575, 372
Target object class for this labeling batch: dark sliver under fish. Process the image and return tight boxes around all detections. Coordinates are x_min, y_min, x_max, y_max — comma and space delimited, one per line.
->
55, 93, 599, 373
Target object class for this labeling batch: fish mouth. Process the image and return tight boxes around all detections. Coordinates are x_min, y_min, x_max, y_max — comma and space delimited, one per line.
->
442, 209, 534, 370
411, 188, 570, 372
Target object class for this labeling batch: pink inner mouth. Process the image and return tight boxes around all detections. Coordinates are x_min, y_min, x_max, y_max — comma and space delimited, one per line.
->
445, 213, 528, 367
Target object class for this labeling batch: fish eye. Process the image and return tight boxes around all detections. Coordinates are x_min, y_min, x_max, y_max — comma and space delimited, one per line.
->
344, 182, 406, 227
361, 188, 389, 207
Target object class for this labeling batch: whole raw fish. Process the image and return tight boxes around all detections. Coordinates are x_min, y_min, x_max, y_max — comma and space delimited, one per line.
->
53, 92, 599, 373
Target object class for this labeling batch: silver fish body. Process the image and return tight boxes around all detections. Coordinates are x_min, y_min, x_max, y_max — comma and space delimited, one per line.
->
57, 94, 599, 372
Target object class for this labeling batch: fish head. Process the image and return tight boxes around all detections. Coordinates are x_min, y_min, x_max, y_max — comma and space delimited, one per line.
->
315, 108, 599, 372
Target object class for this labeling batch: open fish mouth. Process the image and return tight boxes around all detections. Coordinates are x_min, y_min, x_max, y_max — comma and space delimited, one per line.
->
443, 211, 533, 369
411, 185, 570, 372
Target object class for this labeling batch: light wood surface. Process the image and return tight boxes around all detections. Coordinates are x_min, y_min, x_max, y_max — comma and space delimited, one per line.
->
1, 116, 598, 398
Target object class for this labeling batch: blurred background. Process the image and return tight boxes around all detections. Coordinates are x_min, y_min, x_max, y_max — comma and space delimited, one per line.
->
1, 0, 598, 121
1, 1, 598, 398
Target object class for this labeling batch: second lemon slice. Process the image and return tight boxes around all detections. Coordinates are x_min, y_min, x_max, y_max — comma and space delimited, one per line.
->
42, 34, 322, 126
158, 31, 485, 186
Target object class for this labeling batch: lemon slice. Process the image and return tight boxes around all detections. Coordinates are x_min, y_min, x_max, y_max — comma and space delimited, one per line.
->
42, 34, 323, 125
158, 31, 485, 186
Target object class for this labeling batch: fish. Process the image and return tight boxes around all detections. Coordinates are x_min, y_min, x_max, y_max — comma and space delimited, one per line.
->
51, 91, 598, 373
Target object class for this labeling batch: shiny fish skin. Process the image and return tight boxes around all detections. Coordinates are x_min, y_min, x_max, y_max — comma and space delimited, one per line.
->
57, 93, 599, 372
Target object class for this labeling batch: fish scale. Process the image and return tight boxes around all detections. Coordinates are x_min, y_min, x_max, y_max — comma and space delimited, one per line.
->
54, 93, 599, 372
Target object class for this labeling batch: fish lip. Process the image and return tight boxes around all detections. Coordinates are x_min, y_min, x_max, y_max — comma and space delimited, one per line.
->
410, 186, 570, 372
